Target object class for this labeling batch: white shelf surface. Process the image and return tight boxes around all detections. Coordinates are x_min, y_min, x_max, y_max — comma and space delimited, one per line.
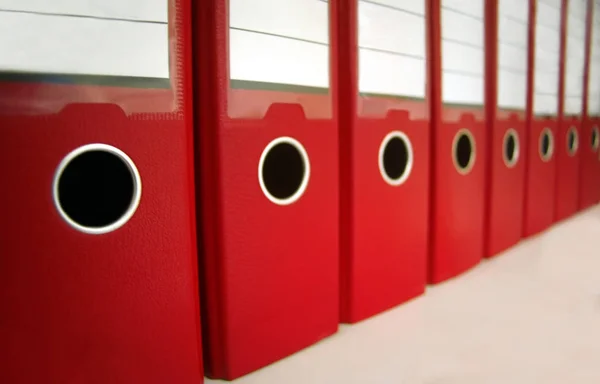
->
207, 205, 600, 383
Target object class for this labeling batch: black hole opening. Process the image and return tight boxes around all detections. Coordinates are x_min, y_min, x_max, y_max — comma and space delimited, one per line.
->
541, 133, 551, 157
57, 150, 135, 229
382, 136, 409, 181
455, 133, 473, 170
261, 142, 305, 201
568, 130, 577, 152
505, 134, 516, 163
592, 128, 599, 148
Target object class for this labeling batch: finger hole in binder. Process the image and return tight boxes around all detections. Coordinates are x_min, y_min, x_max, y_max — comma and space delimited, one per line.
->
53, 144, 142, 235
566, 126, 579, 156
452, 129, 476, 175
592, 126, 600, 152
258, 137, 310, 206
378, 131, 414, 186
539, 128, 554, 162
503, 128, 520, 168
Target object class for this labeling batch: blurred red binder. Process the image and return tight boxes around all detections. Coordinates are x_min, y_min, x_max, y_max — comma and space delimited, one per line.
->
0, 1, 204, 383
195, 0, 339, 379
337, 0, 429, 323
579, 0, 600, 209
429, 0, 487, 283
484, 0, 528, 257
523, 0, 561, 237
555, 0, 586, 221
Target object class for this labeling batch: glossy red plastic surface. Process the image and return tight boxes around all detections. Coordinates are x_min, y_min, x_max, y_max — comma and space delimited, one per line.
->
430, 112, 486, 283
336, 0, 428, 323
195, 0, 339, 380
0, 1, 204, 382
579, 118, 600, 207
487, 115, 526, 257
340, 111, 429, 323
578, 0, 598, 209
523, 119, 558, 237
555, 117, 582, 221
483, 0, 526, 257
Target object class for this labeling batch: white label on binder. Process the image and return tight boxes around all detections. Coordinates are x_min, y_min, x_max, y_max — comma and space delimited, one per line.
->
441, 0, 484, 105
563, 0, 586, 115
0, 0, 167, 22
358, 0, 426, 98
533, 0, 561, 115
497, 0, 529, 110
229, 0, 329, 89
0, 1, 169, 79
588, 3, 600, 115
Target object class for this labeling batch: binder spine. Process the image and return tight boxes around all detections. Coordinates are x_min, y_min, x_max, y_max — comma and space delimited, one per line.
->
523, 0, 537, 231
483, 0, 498, 257
195, 0, 229, 378
336, 0, 357, 322
426, 0, 442, 281
558, 0, 568, 123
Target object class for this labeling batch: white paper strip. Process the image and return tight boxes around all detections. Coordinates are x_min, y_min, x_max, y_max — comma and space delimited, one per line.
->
563, 0, 586, 115
0, 11, 169, 79
358, 0, 426, 97
0, 0, 167, 22
534, 0, 561, 115
229, 0, 329, 88
588, 4, 600, 115
441, 0, 484, 105
365, 0, 425, 16
497, 0, 528, 110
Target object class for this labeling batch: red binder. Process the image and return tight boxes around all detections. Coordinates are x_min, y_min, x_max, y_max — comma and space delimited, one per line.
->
336, 0, 429, 323
555, 0, 586, 221
579, 0, 600, 209
196, 0, 339, 379
429, 0, 487, 283
523, 0, 562, 237
484, 0, 529, 257
0, 1, 203, 383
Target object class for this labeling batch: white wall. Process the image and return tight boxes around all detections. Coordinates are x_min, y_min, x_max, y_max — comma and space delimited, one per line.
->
357, 0, 426, 98
497, 0, 529, 110
563, 0, 587, 115
229, 0, 329, 88
441, 0, 484, 106
533, 0, 561, 115
0, 0, 169, 78
588, 1, 600, 115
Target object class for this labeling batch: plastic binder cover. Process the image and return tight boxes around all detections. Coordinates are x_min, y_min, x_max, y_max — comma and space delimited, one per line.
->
0, 1, 203, 383
430, 0, 487, 283
338, 0, 429, 324
523, 0, 561, 237
555, 0, 586, 221
196, 0, 339, 380
580, 0, 600, 208
486, 0, 529, 257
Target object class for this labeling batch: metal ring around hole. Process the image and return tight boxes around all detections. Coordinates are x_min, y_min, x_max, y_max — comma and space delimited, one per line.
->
452, 128, 476, 175
502, 128, 520, 168
566, 126, 579, 156
258, 136, 311, 206
52, 143, 142, 235
378, 130, 414, 186
592, 125, 599, 152
539, 127, 554, 162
